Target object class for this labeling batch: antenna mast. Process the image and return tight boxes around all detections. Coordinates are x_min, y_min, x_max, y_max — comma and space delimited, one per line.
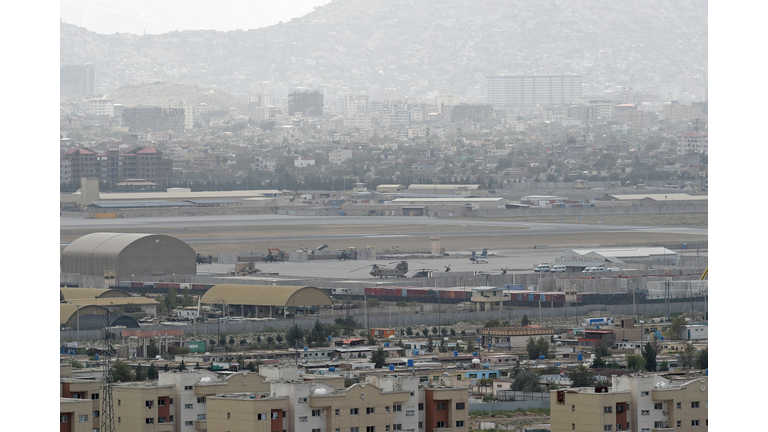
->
100, 314, 116, 432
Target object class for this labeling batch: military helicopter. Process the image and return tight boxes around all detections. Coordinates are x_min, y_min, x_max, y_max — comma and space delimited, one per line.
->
196, 253, 213, 264
337, 247, 358, 261
264, 248, 286, 263
411, 268, 436, 278
496, 267, 509, 275
443, 264, 452, 272
470, 249, 489, 264
350, 261, 409, 278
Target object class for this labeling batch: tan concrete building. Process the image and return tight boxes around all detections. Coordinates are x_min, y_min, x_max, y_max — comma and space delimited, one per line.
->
114, 382, 175, 432
61, 379, 102, 431
550, 387, 632, 432
207, 393, 289, 432
61, 397, 95, 432
422, 387, 470, 432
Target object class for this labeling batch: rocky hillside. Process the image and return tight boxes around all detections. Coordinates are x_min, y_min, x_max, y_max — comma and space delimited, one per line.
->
61, 0, 707, 97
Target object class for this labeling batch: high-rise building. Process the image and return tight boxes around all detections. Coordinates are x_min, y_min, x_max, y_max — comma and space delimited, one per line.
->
288, 90, 324, 116
487, 75, 582, 108
60, 64, 95, 100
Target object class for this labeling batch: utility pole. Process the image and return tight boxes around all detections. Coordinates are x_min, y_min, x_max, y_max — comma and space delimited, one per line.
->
100, 315, 116, 432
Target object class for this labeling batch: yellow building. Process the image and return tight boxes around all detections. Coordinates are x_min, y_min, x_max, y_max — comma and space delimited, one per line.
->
61, 379, 102, 431
114, 382, 175, 432
207, 393, 289, 432
60, 397, 95, 432
550, 387, 632, 432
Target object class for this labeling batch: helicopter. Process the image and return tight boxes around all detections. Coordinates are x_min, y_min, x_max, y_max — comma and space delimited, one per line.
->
350, 261, 409, 278
496, 267, 509, 275
196, 253, 213, 264
337, 247, 358, 261
470, 249, 489, 264
411, 268, 436, 278
443, 264, 452, 272
264, 248, 286, 263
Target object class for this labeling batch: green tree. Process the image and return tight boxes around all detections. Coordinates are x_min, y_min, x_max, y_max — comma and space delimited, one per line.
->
178, 360, 187, 371
406, 327, 413, 337
698, 348, 708, 369
219, 335, 227, 346
666, 315, 687, 340
484, 319, 502, 328
535, 337, 550, 359
421, 328, 429, 337
134, 365, 147, 381
111, 360, 134, 382
642, 341, 659, 372
441, 328, 448, 336
276, 334, 284, 343
285, 324, 305, 347
626, 354, 646, 371
526, 337, 538, 359
229, 336, 235, 345
594, 341, 612, 358
592, 355, 606, 368
569, 365, 596, 387
371, 347, 387, 368
147, 363, 158, 380
659, 361, 670, 371
147, 339, 159, 358
195, 362, 201, 370
511, 369, 541, 392
521, 315, 531, 326
450, 328, 456, 336
680, 343, 698, 369
438, 340, 448, 353
163, 363, 170, 372
431, 327, 438, 335
425, 336, 434, 353
466, 340, 476, 354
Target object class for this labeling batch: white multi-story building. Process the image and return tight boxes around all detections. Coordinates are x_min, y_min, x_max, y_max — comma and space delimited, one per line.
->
88, 98, 114, 117
677, 133, 708, 156
329, 148, 353, 165
343, 114, 373, 129
294, 157, 316, 168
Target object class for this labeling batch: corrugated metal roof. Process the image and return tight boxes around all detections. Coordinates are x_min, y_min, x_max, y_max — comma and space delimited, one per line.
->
200, 284, 332, 307
60, 304, 108, 326
65, 297, 159, 307
92, 201, 195, 208
96, 190, 279, 202
60, 288, 132, 300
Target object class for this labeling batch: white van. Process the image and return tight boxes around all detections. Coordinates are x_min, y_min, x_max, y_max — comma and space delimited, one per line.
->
582, 266, 605, 273
550, 265, 567, 273
534, 264, 551, 272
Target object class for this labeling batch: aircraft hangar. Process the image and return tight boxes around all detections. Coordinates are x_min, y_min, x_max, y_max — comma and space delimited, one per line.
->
200, 284, 333, 318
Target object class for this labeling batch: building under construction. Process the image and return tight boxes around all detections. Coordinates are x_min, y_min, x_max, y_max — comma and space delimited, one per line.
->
288, 90, 324, 116
450, 103, 494, 123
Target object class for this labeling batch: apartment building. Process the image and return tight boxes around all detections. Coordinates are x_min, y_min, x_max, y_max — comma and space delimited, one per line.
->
61, 159, 72, 183
114, 382, 175, 432
329, 148, 353, 165
421, 387, 470, 432
89, 98, 115, 117
207, 393, 289, 432
487, 75, 582, 108
663, 103, 704, 122
158, 369, 271, 432
120, 146, 174, 186
61, 397, 95, 432
550, 375, 708, 432
63, 148, 100, 180
677, 133, 708, 156
61, 378, 102, 431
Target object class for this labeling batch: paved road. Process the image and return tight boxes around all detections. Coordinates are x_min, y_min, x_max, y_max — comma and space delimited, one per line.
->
61, 215, 707, 238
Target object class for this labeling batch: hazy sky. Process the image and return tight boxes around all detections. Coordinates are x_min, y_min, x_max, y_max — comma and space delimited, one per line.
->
60, 0, 333, 35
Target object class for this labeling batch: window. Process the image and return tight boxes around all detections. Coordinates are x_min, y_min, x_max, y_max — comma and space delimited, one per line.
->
572, 424, 575, 431
393, 404, 402, 412
91, 394, 99, 400
604, 426, 612, 431
351, 428, 360, 432
654, 403, 663, 409
257, 414, 265, 420
386, 406, 390, 413
92, 411, 99, 418
298, 397, 308, 403
677, 402, 682, 409
692, 401, 700, 408
572, 405, 575, 412
604, 406, 613, 413
456, 402, 465, 410
386, 426, 390, 432
145, 418, 154, 424
419, 422, 424, 429
436, 403, 446, 410
641, 410, 649, 415
640, 391, 649, 396
197, 397, 206, 404
117, 400, 121, 406
351, 408, 359, 415
677, 421, 682, 427
437, 421, 446, 428
185, 421, 193, 426
335, 409, 340, 416
145, 401, 153, 408
169, 398, 173, 405
617, 423, 623, 431
313, 429, 322, 432
654, 422, 664, 428
196, 413, 206, 421
312, 409, 322, 417
60, 415, 69, 423
393, 424, 402, 431
367, 427, 375, 432
185, 404, 193, 409
79, 415, 88, 422
272, 412, 280, 419
299, 417, 308, 422
418, 403, 424, 411
184, 385, 193, 390
406, 410, 415, 416
367, 407, 375, 414
692, 420, 700, 427
642, 429, 650, 432
456, 421, 465, 427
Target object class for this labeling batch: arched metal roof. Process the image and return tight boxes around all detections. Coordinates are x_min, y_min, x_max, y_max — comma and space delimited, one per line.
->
60, 287, 133, 301
60, 304, 108, 327
200, 284, 332, 308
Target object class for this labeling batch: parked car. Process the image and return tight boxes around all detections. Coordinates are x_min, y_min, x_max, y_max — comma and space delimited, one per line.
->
550, 265, 567, 273
582, 266, 606, 273
534, 264, 551, 272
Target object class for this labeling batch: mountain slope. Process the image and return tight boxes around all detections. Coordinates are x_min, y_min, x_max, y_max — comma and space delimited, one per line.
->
60, 0, 707, 97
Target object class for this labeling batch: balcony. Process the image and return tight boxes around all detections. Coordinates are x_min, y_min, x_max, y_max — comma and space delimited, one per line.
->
195, 420, 207, 430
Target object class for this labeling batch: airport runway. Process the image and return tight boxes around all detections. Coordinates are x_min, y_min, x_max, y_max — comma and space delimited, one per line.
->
60, 215, 707, 238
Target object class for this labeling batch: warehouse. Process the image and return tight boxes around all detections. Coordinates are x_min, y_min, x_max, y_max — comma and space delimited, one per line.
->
200, 284, 333, 318
60, 233, 196, 279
